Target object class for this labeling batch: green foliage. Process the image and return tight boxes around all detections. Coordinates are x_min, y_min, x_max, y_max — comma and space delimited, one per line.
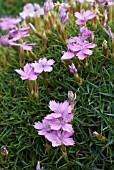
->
0, 1, 114, 170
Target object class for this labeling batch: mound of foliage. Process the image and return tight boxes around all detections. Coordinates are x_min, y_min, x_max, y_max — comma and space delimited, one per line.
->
0, 0, 114, 169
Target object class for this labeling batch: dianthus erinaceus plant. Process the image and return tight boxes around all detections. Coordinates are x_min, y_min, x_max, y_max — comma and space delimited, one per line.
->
0, 0, 114, 169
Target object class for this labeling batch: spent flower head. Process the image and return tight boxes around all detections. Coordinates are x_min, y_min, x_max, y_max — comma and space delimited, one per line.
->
103, 26, 114, 39
1, 146, 8, 155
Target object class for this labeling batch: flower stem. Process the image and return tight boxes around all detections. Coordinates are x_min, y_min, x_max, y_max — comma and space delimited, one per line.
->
111, 39, 114, 64
42, 72, 48, 85
74, 57, 80, 68
4, 48, 10, 62
45, 139, 51, 153
83, 58, 88, 67
74, 73, 82, 84
60, 145, 68, 162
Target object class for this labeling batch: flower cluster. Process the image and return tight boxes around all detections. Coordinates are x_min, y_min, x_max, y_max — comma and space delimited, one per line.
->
0, 27, 36, 51
15, 58, 55, 80
34, 100, 75, 147
20, 0, 54, 19
61, 26, 96, 60
19, 3, 40, 19
0, 17, 21, 31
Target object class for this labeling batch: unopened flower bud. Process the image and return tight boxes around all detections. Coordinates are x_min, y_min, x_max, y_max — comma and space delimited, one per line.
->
83, 58, 88, 67
44, 15, 50, 32
91, 34, 94, 42
93, 131, 107, 142
29, 23, 37, 32
102, 39, 108, 56
74, 73, 82, 84
29, 23, 42, 38
93, 131, 101, 139
69, 1, 76, 13
42, 32, 48, 48
68, 91, 76, 103
102, 10, 107, 27
48, 12, 56, 30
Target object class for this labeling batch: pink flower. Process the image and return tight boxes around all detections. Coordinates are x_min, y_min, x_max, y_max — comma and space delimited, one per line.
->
68, 63, 77, 74
35, 8, 45, 16
34, 119, 51, 137
68, 41, 96, 60
32, 58, 55, 74
9, 27, 30, 41
19, 3, 36, 19
0, 17, 21, 31
34, 100, 74, 147
10, 42, 36, 51
15, 63, 38, 80
75, 10, 96, 25
68, 36, 85, 45
49, 100, 72, 115
79, 26, 93, 40
103, 26, 114, 39
44, 113, 62, 120
45, 112, 74, 132
46, 131, 75, 147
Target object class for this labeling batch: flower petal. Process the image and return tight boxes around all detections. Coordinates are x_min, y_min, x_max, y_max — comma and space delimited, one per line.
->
76, 19, 84, 25
63, 137, 75, 146
61, 51, 74, 60
62, 124, 74, 133
76, 51, 87, 60
43, 65, 53, 72
83, 49, 93, 55
75, 12, 83, 19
